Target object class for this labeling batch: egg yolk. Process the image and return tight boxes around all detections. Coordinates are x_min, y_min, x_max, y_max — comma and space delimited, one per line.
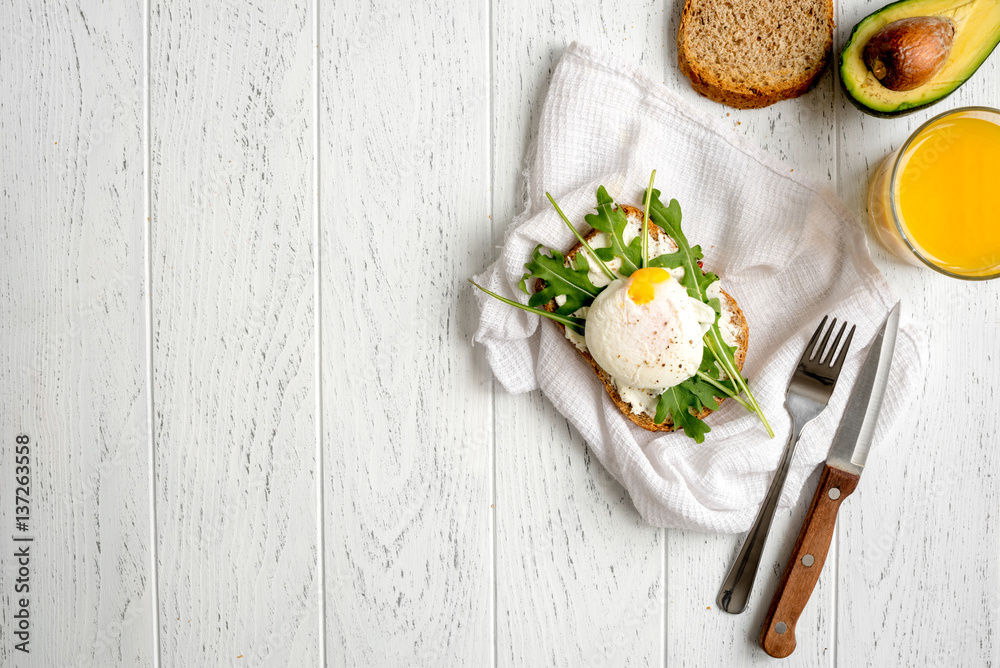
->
625, 267, 671, 305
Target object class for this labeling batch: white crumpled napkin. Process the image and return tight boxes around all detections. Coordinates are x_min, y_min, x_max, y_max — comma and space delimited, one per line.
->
472, 43, 928, 533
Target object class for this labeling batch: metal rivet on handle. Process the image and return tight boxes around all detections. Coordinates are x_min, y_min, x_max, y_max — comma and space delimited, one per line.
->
802, 554, 815, 567
775, 622, 787, 634
829, 487, 841, 500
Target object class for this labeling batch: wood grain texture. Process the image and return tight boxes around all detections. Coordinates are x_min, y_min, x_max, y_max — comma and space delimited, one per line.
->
320, 0, 493, 664
491, 1, 669, 666
761, 465, 859, 658
0, 2, 153, 666
835, 1, 1000, 665
149, 1, 319, 664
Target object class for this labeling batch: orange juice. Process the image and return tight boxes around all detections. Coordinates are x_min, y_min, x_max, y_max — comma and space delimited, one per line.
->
868, 107, 1000, 279
896, 117, 1000, 274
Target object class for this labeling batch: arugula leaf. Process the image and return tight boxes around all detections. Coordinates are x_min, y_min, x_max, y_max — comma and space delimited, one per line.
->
700, 337, 737, 378
648, 244, 702, 270
519, 245, 600, 316
641, 170, 657, 268
646, 193, 718, 303
698, 345, 722, 377
652, 367, 728, 443
681, 376, 721, 413
655, 386, 712, 443
546, 192, 617, 281
469, 280, 586, 336
585, 186, 641, 276
652, 360, 755, 442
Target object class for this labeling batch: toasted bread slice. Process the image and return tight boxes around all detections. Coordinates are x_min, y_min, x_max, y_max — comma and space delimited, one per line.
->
677, 0, 833, 109
538, 204, 749, 433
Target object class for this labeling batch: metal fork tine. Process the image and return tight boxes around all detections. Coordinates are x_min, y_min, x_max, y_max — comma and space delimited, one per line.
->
813, 317, 837, 361
803, 316, 828, 362
821, 321, 848, 366
831, 324, 857, 370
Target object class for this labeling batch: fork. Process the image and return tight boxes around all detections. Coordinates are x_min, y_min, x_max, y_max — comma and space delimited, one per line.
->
717, 316, 856, 615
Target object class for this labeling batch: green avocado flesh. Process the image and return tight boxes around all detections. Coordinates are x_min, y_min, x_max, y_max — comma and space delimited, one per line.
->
841, 0, 1000, 117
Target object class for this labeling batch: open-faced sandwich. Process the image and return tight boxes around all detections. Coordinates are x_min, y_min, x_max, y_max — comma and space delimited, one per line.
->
472, 174, 772, 443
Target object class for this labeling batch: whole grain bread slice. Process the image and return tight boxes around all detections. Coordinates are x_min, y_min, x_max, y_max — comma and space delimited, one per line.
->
539, 204, 749, 433
677, 0, 833, 109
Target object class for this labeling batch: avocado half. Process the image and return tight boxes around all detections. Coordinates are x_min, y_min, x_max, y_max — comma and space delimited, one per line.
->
841, 0, 1000, 117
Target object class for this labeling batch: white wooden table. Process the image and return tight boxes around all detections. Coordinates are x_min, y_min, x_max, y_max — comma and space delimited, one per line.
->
1, 1, 997, 666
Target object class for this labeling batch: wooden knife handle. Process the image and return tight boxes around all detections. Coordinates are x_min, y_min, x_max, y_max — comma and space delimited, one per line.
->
759, 464, 860, 658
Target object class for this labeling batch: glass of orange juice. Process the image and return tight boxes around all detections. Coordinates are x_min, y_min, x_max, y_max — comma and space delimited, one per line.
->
868, 106, 1000, 280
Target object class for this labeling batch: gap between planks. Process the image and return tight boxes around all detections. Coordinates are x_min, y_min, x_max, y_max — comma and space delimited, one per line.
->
142, 0, 162, 663
313, 0, 328, 663
488, 0, 499, 664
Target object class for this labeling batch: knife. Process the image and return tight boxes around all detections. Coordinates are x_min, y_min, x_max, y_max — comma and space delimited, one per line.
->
759, 302, 900, 659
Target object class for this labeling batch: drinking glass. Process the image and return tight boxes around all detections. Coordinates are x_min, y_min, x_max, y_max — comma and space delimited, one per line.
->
867, 106, 1000, 280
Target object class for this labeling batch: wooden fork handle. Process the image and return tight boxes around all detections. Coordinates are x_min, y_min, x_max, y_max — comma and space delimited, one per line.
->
759, 465, 860, 658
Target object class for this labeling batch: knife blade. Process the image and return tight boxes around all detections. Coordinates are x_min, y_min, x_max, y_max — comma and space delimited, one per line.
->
825, 302, 900, 476
759, 302, 900, 659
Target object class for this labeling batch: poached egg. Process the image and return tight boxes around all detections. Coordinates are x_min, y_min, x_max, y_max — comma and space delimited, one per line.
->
584, 267, 717, 392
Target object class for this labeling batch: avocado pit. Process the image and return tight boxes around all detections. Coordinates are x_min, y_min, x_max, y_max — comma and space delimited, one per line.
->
862, 16, 955, 91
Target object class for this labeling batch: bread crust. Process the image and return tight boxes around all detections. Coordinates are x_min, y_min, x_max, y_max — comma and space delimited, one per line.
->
538, 203, 749, 433
676, 0, 834, 109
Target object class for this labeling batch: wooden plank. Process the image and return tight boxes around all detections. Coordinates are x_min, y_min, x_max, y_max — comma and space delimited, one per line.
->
662, 0, 838, 664
491, 2, 668, 666
319, 0, 493, 664
0, 2, 153, 666
834, 0, 1000, 664
149, 1, 320, 663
